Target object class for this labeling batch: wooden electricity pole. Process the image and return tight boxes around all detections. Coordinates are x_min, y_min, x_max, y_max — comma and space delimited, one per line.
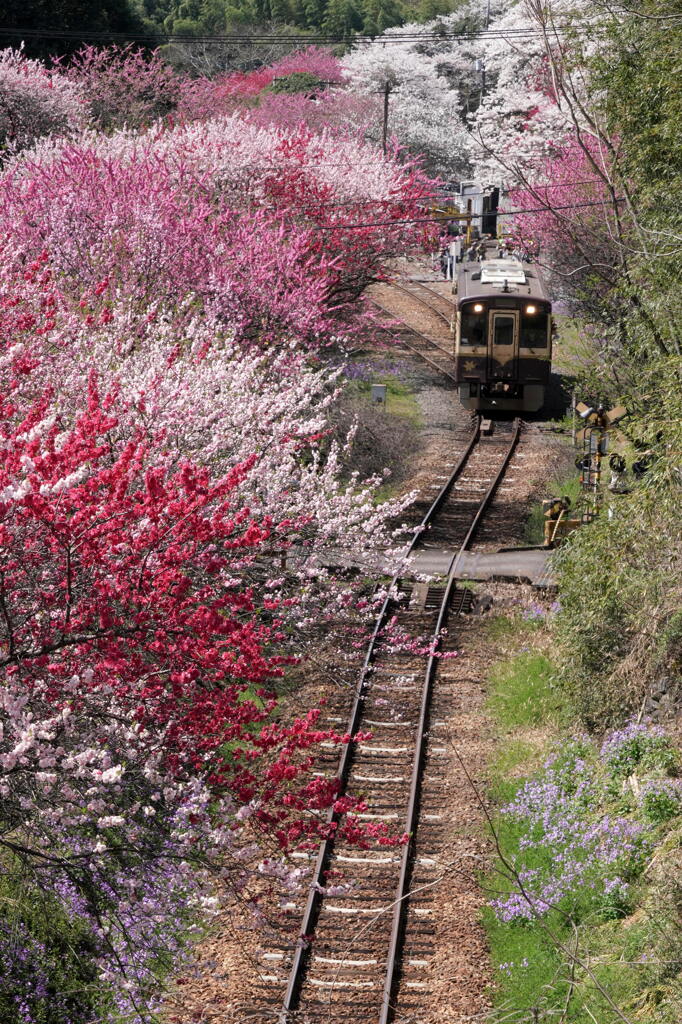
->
382, 81, 391, 155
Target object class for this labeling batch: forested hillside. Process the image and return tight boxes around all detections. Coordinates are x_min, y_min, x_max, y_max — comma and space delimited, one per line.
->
4, 0, 468, 59
3, 0, 147, 58
141, 0, 461, 37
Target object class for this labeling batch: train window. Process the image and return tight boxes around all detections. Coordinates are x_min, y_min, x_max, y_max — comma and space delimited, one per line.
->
460, 310, 486, 347
493, 315, 515, 347
520, 312, 549, 348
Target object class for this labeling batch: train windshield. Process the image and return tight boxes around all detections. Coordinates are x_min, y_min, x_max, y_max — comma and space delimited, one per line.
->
460, 309, 486, 346
493, 315, 515, 347
520, 311, 549, 347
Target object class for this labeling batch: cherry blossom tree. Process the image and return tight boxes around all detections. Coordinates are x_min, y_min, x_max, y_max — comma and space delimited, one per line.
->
177, 45, 346, 122
342, 28, 472, 179
1, 116, 434, 348
467, 0, 594, 184
0, 47, 85, 159
338, 2, 595, 186
0, 41, 435, 1019
0, 249, 412, 635
0, 258, 405, 1022
59, 45, 182, 132
508, 133, 618, 282
246, 85, 379, 136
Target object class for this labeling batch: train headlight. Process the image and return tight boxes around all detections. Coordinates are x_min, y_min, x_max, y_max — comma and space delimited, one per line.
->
473, 303, 484, 313
525, 304, 537, 314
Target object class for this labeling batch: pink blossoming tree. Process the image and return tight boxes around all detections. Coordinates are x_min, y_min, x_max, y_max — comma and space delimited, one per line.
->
0, 47, 85, 158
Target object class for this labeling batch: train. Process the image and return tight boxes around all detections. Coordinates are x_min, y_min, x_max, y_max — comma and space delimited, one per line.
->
453, 250, 552, 413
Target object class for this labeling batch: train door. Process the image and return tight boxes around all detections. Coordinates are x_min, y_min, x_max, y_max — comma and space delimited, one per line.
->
488, 311, 518, 380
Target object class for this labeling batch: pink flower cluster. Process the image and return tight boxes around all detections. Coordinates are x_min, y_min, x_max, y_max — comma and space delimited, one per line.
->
0, 47, 86, 156
177, 46, 346, 121
0, 42, 435, 1018
2, 113, 433, 348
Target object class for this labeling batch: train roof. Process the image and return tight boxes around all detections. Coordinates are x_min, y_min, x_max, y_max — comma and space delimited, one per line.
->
457, 257, 551, 306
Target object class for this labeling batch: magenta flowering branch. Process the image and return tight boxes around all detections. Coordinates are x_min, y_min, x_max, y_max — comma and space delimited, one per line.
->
0, 39, 444, 1021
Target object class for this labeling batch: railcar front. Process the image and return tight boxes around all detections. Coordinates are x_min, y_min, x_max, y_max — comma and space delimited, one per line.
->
454, 258, 552, 413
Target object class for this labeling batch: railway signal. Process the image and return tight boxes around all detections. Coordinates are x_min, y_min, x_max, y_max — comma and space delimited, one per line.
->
574, 402, 629, 501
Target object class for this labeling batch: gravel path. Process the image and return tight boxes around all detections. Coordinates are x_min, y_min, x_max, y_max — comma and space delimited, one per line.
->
369, 281, 454, 351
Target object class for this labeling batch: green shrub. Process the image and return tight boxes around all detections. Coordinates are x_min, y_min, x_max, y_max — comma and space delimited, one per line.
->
553, 483, 682, 728
641, 781, 682, 824
266, 72, 326, 94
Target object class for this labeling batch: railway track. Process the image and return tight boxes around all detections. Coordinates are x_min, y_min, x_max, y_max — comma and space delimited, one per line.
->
389, 276, 455, 328
247, 416, 522, 1024
368, 276, 456, 384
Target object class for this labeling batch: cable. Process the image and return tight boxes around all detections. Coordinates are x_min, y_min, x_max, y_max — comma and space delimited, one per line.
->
311, 197, 625, 229
0, 24, 583, 40
248, 180, 609, 213
0, 23, 597, 47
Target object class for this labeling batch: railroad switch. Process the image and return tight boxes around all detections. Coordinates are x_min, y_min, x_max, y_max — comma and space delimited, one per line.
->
449, 587, 475, 614
542, 496, 587, 548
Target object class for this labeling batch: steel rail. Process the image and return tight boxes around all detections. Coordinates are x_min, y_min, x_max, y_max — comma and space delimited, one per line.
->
368, 297, 457, 385
278, 417, 481, 1021
388, 277, 454, 329
378, 416, 523, 1023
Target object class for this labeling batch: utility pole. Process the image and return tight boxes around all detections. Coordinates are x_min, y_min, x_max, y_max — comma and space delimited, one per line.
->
486, 0, 491, 29
382, 80, 391, 155
475, 58, 486, 106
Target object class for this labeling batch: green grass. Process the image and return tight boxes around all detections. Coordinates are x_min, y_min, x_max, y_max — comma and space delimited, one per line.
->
483, 613, 543, 641
485, 885, 679, 1024
483, 904, 569, 1019
481, 620, 570, 1018
488, 737, 545, 792
524, 467, 584, 545
353, 375, 422, 425
487, 652, 560, 730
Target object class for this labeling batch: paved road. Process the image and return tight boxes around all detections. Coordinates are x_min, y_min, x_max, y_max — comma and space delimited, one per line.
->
317, 545, 556, 588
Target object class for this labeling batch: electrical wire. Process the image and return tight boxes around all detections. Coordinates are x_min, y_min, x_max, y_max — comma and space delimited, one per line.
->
0, 23, 597, 47
274, 181, 609, 211
311, 197, 625, 229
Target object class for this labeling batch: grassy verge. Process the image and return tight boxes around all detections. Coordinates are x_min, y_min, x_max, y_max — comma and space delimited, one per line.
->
483, 608, 682, 1023
352, 375, 422, 425
551, 314, 594, 377
332, 371, 422, 500
488, 650, 560, 731
524, 465, 583, 545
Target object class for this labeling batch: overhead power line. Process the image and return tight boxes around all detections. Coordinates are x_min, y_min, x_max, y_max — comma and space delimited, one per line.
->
253, 181, 609, 213
313, 197, 625, 230
0, 23, 594, 47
